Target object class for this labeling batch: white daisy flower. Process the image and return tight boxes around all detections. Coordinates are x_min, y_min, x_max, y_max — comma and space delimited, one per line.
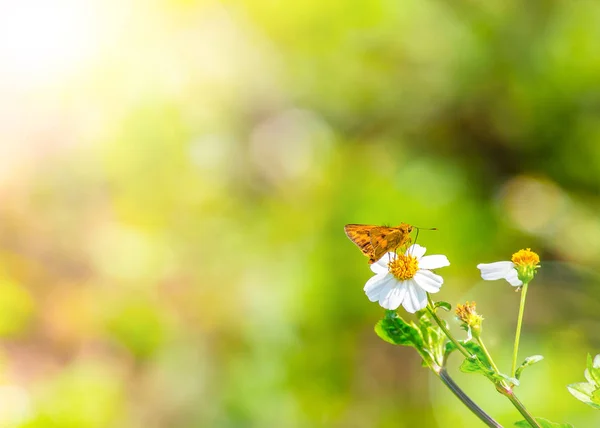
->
364, 244, 450, 313
477, 249, 540, 287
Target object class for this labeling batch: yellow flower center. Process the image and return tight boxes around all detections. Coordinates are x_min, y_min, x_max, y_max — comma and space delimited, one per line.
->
511, 248, 540, 267
388, 254, 419, 280
511, 248, 540, 284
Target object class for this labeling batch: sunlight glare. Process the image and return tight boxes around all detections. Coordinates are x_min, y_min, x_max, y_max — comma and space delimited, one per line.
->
0, 0, 98, 89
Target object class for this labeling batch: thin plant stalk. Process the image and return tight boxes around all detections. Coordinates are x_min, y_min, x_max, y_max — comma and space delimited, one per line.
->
511, 283, 529, 377
414, 339, 502, 428
426, 296, 471, 360
434, 366, 503, 428
498, 386, 541, 428
475, 337, 500, 374
426, 294, 541, 428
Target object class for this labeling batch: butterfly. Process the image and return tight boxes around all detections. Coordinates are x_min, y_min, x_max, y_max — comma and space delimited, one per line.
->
344, 223, 414, 264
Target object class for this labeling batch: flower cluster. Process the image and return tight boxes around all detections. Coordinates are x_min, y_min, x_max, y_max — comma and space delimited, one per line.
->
347, 229, 578, 426
363, 246, 540, 313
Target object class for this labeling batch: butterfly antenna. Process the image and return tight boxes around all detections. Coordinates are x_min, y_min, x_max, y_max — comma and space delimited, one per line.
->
411, 226, 438, 254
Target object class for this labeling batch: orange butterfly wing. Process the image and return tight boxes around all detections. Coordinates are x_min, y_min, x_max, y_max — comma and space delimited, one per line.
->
369, 226, 404, 263
344, 224, 378, 262
344, 223, 414, 264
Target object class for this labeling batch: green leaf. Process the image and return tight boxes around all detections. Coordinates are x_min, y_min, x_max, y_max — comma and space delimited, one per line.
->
515, 355, 544, 380
434, 301, 452, 312
567, 382, 600, 410
457, 342, 519, 385
452, 342, 489, 375
418, 315, 443, 350
458, 346, 494, 379
586, 354, 600, 386
593, 354, 600, 369
461, 341, 491, 367
459, 357, 486, 374
443, 341, 458, 366
444, 341, 458, 354
458, 355, 504, 384
374, 311, 422, 347
514, 417, 574, 427
413, 311, 448, 365
494, 372, 519, 387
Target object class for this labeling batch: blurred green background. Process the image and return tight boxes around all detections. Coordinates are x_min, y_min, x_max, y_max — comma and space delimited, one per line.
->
0, 0, 599, 427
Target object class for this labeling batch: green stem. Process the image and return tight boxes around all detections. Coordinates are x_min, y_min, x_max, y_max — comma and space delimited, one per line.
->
511, 283, 529, 377
422, 306, 503, 426
415, 338, 502, 426
476, 337, 501, 374
499, 387, 541, 428
426, 294, 539, 427
426, 296, 471, 360
477, 330, 541, 427
436, 367, 503, 428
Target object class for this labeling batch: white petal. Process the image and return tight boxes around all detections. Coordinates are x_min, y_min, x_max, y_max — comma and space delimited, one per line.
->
402, 279, 427, 313
418, 255, 450, 270
477, 261, 515, 280
406, 244, 426, 259
594, 354, 600, 369
378, 279, 397, 306
379, 282, 408, 310
370, 253, 395, 274
504, 268, 523, 287
414, 270, 443, 293
364, 273, 393, 302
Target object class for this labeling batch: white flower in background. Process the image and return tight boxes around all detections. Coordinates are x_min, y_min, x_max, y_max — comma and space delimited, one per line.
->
477, 261, 522, 287
364, 244, 450, 313
477, 249, 540, 286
